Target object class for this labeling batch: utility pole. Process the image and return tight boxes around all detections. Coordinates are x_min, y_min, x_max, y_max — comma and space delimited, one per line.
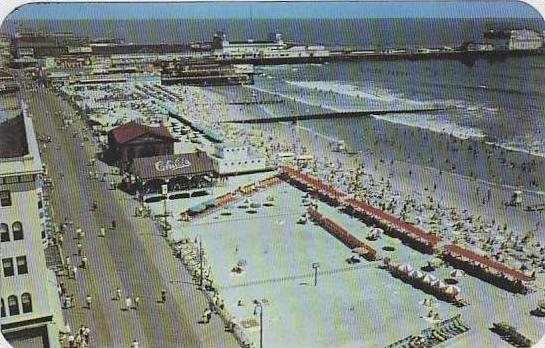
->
312, 262, 320, 287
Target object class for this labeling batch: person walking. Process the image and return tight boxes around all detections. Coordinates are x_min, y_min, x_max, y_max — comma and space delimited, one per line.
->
134, 296, 140, 310
77, 242, 82, 256
81, 256, 88, 269
72, 265, 78, 280
115, 288, 122, 301
85, 295, 92, 309
60, 281, 66, 296
111, 220, 116, 229
125, 297, 132, 311
83, 326, 90, 344
203, 307, 212, 323
161, 289, 166, 303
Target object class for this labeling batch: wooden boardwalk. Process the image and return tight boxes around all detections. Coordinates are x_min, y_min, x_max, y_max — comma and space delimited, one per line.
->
23, 83, 239, 348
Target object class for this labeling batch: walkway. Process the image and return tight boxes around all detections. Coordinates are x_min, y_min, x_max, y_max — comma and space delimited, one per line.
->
21, 83, 239, 348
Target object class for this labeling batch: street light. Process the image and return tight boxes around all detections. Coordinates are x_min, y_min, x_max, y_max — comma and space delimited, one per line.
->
161, 184, 169, 237
194, 235, 204, 290
312, 262, 320, 287
253, 300, 263, 348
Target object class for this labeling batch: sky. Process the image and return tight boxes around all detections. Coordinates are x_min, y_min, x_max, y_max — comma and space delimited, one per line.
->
4, 1, 544, 20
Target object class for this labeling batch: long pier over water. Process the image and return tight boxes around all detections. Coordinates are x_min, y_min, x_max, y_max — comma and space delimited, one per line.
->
223, 107, 450, 124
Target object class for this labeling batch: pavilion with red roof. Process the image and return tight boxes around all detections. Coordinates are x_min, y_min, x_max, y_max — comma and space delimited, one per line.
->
107, 121, 175, 169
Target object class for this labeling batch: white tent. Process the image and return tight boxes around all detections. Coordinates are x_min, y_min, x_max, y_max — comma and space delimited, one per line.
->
445, 285, 461, 296
409, 270, 425, 279
431, 280, 448, 289
450, 269, 465, 277
398, 264, 414, 273
422, 274, 438, 283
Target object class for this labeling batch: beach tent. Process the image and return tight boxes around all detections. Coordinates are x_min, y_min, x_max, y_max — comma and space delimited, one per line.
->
431, 280, 448, 289
422, 274, 438, 283
398, 264, 414, 273
450, 269, 465, 277
445, 285, 460, 296
409, 270, 425, 279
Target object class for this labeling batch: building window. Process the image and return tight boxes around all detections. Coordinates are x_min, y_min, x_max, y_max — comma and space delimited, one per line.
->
0, 223, 9, 242
16, 256, 28, 275
21, 293, 32, 313
7, 295, 19, 316
12, 222, 23, 240
0, 191, 11, 207
1, 298, 5, 317
4, 176, 18, 184
2, 258, 14, 277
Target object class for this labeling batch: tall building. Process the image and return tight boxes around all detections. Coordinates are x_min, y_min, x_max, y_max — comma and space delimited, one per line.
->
0, 102, 63, 348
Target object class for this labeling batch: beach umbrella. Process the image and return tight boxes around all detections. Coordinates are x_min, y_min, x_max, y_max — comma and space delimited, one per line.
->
450, 269, 465, 277
431, 280, 447, 289
445, 285, 460, 296
409, 270, 425, 279
422, 274, 438, 283
398, 263, 414, 273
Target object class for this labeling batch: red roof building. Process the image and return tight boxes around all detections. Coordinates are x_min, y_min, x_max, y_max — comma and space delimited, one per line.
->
107, 121, 175, 169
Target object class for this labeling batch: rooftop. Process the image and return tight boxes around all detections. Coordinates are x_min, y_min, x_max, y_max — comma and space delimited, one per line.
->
109, 120, 174, 144
0, 102, 42, 177
0, 114, 28, 158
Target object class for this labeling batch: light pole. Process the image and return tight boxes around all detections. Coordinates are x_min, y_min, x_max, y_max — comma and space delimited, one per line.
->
161, 184, 169, 237
253, 300, 263, 348
194, 235, 204, 289
312, 262, 320, 287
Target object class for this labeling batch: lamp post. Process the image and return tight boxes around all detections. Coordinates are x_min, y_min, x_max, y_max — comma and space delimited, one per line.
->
312, 262, 320, 287
161, 184, 168, 237
253, 300, 263, 348
194, 235, 204, 290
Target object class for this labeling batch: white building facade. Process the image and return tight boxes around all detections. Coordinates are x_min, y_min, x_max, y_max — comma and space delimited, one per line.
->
0, 104, 63, 347
211, 143, 268, 175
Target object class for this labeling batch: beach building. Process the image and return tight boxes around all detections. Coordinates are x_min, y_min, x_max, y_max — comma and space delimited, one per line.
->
465, 42, 495, 52
0, 103, 63, 348
211, 31, 330, 60
126, 151, 215, 200
210, 143, 268, 175
485, 29, 544, 51
107, 121, 176, 169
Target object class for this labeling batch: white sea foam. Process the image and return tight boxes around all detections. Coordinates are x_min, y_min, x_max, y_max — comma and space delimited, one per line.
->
370, 113, 486, 141
285, 80, 434, 108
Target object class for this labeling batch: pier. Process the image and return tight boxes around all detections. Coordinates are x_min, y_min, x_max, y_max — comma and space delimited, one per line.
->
224, 107, 450, 124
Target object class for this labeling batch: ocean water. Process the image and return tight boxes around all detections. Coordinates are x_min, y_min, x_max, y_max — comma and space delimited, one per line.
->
251, 56, 545, 156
